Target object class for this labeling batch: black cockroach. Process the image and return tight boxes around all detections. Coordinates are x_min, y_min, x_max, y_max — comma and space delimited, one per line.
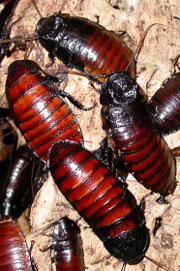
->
5, 59, 84, 162
0, 145, 46, 219
0, 108, 17, 199
149, 72, 180, 136
100, 71, 177, 199
0, 216, 33, 271
51, 217, 85, 271
36, 13, 135, 83
0, 0, 19, 63
48, 139, 150, 265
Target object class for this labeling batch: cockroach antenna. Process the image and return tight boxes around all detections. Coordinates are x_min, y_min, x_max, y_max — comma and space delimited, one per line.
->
31, 0, 42, 18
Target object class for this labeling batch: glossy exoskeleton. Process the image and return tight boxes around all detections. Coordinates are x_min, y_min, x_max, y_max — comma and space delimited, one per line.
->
0, 108, 17, 199
6, 60, 83, 162
52, 217, 84, 271
93, 137, 128, 180
48, 139, 149, 265
149, 72, 180, 136
36, 14, 135, 83
0, 216, 33, 271
100, 71, 177, 197
0, 0, 19, 63
0, 145, 46, 219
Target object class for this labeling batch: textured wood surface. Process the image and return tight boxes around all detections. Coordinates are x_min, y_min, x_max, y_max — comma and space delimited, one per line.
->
0, 0, 180, 270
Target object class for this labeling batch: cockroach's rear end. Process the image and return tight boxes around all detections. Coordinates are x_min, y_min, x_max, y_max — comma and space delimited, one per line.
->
6, 60, 83, 162
48, 140, 149, 265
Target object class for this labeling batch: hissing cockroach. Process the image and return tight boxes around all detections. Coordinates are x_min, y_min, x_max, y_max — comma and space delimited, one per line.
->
0, 0, 19, 63
0, 216, 33, 271
149, 72, 180, 136
6, 60, 83, 162
52, 217, 85, 271
100, 71, 177, 198
36, 13, 135, 83
0, 145, 46, 219
48, 139, 149, 265
0, 109, 17, 199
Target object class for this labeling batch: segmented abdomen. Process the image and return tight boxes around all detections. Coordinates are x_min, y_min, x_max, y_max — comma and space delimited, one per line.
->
6, 60, 83, 162
0, 216, 33, 271
36, 14, 135, 83
53, 217, 85, 271
49, 140, 149, 264
82, 22, 135, 82
101, 104, 176, 196
0, 145, 44, 219
149, 72, 180, 135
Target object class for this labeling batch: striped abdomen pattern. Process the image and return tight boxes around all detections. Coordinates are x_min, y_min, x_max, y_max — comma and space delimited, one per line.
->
53, 217, 85, 271
0, 216, 33, 271
6, 60, 83, 162
100, 71, 177, 196
0, 145, 44, 219
149, 72, 180, 135
36, 14, 135, 83
49, 140, 149, 264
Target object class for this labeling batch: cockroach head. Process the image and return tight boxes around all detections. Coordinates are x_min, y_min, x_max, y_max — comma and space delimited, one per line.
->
53, 217, 79, 242
100, 71, 139, 105
36, 14, 66, 52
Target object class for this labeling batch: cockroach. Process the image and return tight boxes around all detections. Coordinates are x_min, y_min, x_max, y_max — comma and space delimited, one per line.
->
149, 72, 180, 136
6, 59, 84, 162
93, 137, 128, 180
0, 108, 17, 199
48, 139, 150, 265
0, 145, 46, 219
0, 216, 33, 271
36, 13, 135, 83
100, 71, 177, 199
0, 0, 19, 63
52, 217, 85, 271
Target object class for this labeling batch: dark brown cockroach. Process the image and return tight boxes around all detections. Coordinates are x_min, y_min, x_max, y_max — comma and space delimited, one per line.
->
0, 145, 46, 219
48, 139, 150, 265
5, 60, 83, 162
100, 71, 177, 199
0, 0, 19, 63
149, 72, 180, 136
0, 108, 17, 199
0, 216, 33, 271
36, 13, 135, 83
51, 217, 85, 271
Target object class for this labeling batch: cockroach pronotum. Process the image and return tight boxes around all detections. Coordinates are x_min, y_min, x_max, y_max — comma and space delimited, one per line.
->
0, 0, 19, 63
149, 72, 180, 136
0, 145, 46, 219
36, 13, 135, 83
52, 217, 85, 271
48, 139, 150, 266
5, 59, 83, 162
100, 71, 177, 199
0, 107, 17, 199
0, 216, 33, 271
